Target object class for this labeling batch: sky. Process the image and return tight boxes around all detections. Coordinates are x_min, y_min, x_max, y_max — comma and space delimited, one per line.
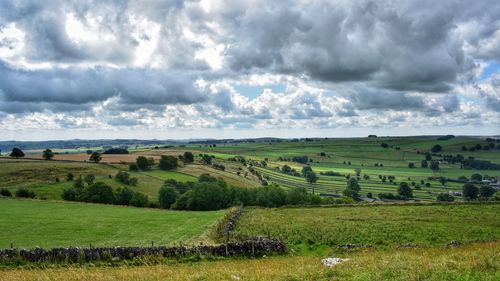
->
0, 0, 499, 141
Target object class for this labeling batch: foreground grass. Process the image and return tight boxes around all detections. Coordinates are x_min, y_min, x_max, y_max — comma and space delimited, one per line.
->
0, 198, 225, 248
1, 241, 498, 280
234, 204, 500, 247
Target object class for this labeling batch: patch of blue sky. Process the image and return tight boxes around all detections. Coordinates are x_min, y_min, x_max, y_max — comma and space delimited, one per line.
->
234, 84, 286, 99
479, 61, 499, 80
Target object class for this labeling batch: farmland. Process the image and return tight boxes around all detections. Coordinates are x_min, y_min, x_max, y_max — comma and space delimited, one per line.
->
0, 198, 225, 248
1, 241, 498, 280
0, 136, 499, 280
233, 204, 500, 247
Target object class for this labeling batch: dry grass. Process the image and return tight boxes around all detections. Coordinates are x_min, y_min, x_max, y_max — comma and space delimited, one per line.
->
1, 241, 498, 280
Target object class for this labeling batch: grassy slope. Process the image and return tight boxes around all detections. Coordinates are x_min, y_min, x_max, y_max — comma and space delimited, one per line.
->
234, 204, 500, 247
1, 241, 498, 280
0, 198, 225, 248
0, 160, 165, 200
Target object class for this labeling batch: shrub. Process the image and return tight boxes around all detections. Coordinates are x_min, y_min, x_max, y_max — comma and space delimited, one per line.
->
136, 156, 153, 170
398, 182, 413, 198
159, 155, 178, 170
15, 188, 36, 198
158, 186, 179, 209
463, 183, 479, 200
130, 192, 149, 207
479, 185, 496, 198
0, 188, 12, 197
84, 182, 114, 204
66, 173, 74, 181
436, 193, 455, 202
129, 163, 139, 171
408, 162, 415, 168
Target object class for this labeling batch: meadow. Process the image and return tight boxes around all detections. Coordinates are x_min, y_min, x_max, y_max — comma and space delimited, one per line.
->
233, 204, 500, 247
1, 241, 498, 280
0, 198, 225, 248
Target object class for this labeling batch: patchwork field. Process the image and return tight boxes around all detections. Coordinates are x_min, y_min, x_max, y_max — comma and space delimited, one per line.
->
0, 198, 225, 248
233, 204, 500, 247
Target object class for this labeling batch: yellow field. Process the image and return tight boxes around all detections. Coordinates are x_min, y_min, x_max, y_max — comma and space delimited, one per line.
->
2, 241, 498, 281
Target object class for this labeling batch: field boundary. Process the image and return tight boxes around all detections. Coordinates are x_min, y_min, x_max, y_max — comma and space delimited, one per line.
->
0, 237, 285, 265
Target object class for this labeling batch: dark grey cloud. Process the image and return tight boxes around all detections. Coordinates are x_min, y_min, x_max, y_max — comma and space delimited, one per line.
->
0, 62, 206, 107
0, 0, 498, 132
223, 0, 499, 92
348, 88, 426, 110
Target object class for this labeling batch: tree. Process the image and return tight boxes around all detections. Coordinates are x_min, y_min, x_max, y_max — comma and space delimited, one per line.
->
425, 153, 432, 161
136, 156, 152, 170
66, 173, 74, 181
10, 148, 24, 158
436, 193, 455, 202
115, 187, 134, 205
158, 186, 179, 209
159, 155, 178, 170
89, 152, 102, 163
130, 192, 149, 207
431, 144, 442, 153
301, 166, 312, 176
129, 163, 139, 171
42, 149, 54, 160
84, 174, 95, 186
343, 178, 361, 200
470, 173, 482, 182
408, 162, 415, 168
479, 185, 495, 198
183, 152, 194, 163
463, 183, 479, 200
201, 154, 213, 165
15, 188, 36, 198
420, 160, 428, 168
397, 182, 413, 198
84, 182, 114, 204
430, 161, 440, 172
305, 171, 318, 194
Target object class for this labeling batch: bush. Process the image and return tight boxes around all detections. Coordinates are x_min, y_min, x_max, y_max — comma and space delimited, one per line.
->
66, 173, 74, 181
130, 192, 149, 207
136, 156, 153, 170
15, 188, 36, 198
129, 163, 139, 171
0, 188, 12, 197
398, 182, 413, 198
479, 185, 496, 198
158, 186, 178, 209
62, 188, 78, 201
84, 182, 114, 204
436, 193, 455, 202
159, 155, 178, 170
408, 162, 415, 168
463, 183, 479, 200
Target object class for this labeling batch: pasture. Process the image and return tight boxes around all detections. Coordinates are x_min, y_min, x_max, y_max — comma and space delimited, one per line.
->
1, 241, 498, 280
0, 198, 225, 248
233, 204, 500, 247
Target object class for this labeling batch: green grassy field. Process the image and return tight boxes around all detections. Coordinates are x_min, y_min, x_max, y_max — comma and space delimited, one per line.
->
171, 136, 500, 201
1, 241, 498, 280
234, 204, 500, 247
0, 160, 166, 200
0, 198, 225, 248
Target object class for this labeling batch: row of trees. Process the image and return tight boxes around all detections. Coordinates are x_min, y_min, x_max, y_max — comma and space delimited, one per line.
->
62, 173, 149, 207
157, 174, 354, 211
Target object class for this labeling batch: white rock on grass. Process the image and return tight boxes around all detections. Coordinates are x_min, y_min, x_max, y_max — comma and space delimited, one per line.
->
321, 257, 350, 267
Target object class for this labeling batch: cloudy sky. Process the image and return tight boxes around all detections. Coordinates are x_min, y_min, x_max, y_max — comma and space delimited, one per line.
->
0, 0, 499, 140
